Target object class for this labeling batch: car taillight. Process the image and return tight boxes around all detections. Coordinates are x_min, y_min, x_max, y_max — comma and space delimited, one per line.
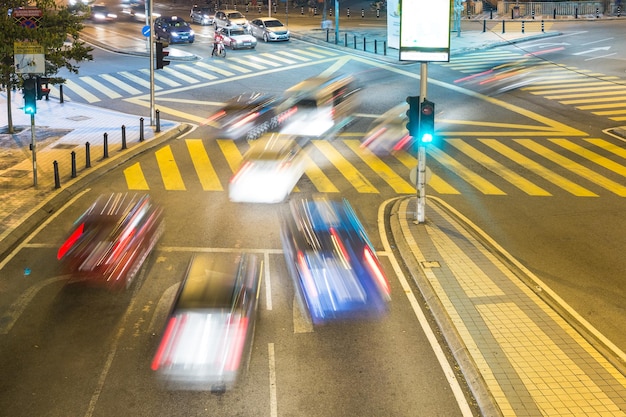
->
363, 246, 391, 296
297, 251, 318, 299
392, 133, 413, 152
57, 222, 85, 259
361, 127, 387, 148
204, 109, 226, 125
277, 106, 298, 124
224, 316, 249, 371
151, 316, 178, 371
109, 227, 136, 262
232, 112, 259, 129
329, 227, 350, 264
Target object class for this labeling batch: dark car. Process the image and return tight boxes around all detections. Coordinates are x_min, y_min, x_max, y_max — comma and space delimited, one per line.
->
151, 252, 262, 391
154, 15, 195, 44
206, 92, 279, 140
281, 196, 391, 325
57, 193, 164, 291
190, 4, 214, 25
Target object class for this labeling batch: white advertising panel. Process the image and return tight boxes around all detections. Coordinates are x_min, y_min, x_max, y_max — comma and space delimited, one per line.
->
399, 0, 451, 62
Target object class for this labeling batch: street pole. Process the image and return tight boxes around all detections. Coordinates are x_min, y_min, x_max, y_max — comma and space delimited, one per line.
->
30, 113, 37, 186
149, 0, 155, 126
416, 62, 428, 224
334, 0, 339, 44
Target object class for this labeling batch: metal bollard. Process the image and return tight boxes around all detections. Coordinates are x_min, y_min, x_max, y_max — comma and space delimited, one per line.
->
301, 7, 303, 15
553, 8, 556, 19
596, 7, 599, 18
575, 7, 578, 18
502, 19, 506, 33
314, 7, 317, 15
522, 21, 525, 33
354, 35, 357, 49
156, 110, 161, 133
383, 40, 386, 56
483, 19, 486, 32
326, 28, 329, 42
59, 84, 64, 103
273, 3, 276, 13
363, 37, 366, 51
71, 151, 77, 178
344, 33, 347, 46
121, 125, 127, 150
532, 9, 535, 19
140, 117, 144, 142
53, 160, 61, 189
374, 39, 377, 54
347, 8, 350, 18
541, 20, 545, 32
103, 132, 109, 159
329, 8, 333, 16
361, 8, 364, 18
490, 9, 493, 19
85, 141, 91, 168
377, 8, 380, 18
619, 6, 621, 17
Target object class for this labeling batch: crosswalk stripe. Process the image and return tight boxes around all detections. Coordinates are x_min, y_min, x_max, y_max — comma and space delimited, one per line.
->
247, 55, 282, 67
516, 139, 626, 196
119, 71, 161, 90
550, 138, 626, 179
296, 49, 328, 59
123, 162, 149, 190
312, 140, 378, 193
302, 154, 340, 193
227, 57, 268, 70
155, 145, 186, 190
276, 50, 311, 61
345, 140, 414, 194
524, 80, 617, 91
429, 148, 506, 195
195, 62, 236, 76
186, 139, 223, 191
585, 138, 626, 160
479, 139, 596, 197
544, 86, 626, 99
162, 67, 200, 83
306, 47, 340, 57
543, 90, 626, 100
260, 53, 296, 64
80, 76, 122, 99
222, 62, 253, 73
448, 139, 551, 196
63, 79, 100, 103
560, 95, 626, 105
216, 139, 244, 172
100, 74, 142, 95
176, 64, 219, 80
575, 102, 626, 111
394, 151, 460, 194
148, 70, 182, 87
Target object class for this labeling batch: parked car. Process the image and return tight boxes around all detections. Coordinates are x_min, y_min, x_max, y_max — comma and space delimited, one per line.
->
57, 193, 164, 291
151, 252, 262, 391
190, 4, 214, 25
154, 15, 195, 44
249, 17, 289, 42
280, 196, 391, 325
213, 9, 249, 30
229, 134, 308, 204
218, 27, 256, 50
207, 92, 281, 140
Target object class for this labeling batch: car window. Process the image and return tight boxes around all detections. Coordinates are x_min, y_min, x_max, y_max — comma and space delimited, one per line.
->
228, 12, 244, 19
264, 20, 282, 27
230, 29, 245, 36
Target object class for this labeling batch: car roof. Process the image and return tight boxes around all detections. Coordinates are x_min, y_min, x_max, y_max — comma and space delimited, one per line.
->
245, 134, 300, 161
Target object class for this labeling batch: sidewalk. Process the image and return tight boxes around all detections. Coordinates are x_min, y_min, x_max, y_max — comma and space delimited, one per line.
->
2, 21, 626, 416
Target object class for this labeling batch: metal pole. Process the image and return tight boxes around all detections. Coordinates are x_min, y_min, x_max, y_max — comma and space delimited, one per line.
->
149, 0, 156, 126
31, 114, 37, 186
416, 62, 428, 224
334, 0, 339, 45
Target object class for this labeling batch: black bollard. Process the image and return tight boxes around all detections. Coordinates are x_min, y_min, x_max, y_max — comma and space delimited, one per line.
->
363, 37, 366, 51
354, 35, 357, 49
85, 141, 91, 168
347, 8, 350, 17
374, 39, 377, 54
361, 8, 364, 18
344, 33, 347, 46
326, 28, 329, 42
377, 8, 380, 18
541, 20, 545, 32
103, 133, 109, 158
553, 8, 556, 19
140, 117, 145, 142
483, 19, 486, 32
71, 151, 77, 178
490, 9, 493, 19
502, 19, 506, 33
53, 160, 61, 189
121, 125, 127, 150
156, 110, 161, 133
59, 84, 64, 103
522, 21, 525, 34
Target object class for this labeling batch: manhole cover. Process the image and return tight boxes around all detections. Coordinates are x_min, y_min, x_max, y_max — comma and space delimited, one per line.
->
53, 143, 78, 149
66, 115, 91, 121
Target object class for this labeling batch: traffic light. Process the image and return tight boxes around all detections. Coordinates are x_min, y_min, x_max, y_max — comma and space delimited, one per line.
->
419, 99, 435, 144
36, 77, 50, 100
23, 78, 37, 115
405, 95, 420, 138
156, 41, 170, 70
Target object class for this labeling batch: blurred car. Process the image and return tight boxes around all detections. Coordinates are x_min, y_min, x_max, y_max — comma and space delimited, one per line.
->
151, 252, 262, 391
120, 2, 160, 22
361, 102, 413, 155
249, 17, 289, 42
207, 92, 280, 140
89, 4, 118, 22
154, 16, 195, 44
190, 4, 214, 25
57, 193, 164, 291
280, 197, 391, 325
229, 134, 308, 204
218, 27, 256, 50
213, 9, 249, 30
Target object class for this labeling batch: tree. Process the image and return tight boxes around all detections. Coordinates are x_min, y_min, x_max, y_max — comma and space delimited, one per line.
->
1, 0, 93, 133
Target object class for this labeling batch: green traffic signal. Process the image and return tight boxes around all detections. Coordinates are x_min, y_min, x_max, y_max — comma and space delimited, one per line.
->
419, 99, 435, 144
23, 78, 37, 115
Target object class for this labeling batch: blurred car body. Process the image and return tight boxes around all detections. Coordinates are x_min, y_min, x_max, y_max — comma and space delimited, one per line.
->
218, 27, 256, 50
120, 2, 160, 22
151, 253, 262, 391
207, 92, 280, 140
190, 4, 214, 25
281, 197, 391, 325
278, 75, 360, 139
229, 134, 308, 204
249, 17, 289, 42
213, 9, 249, 30
57, 193, 164, 291
361, 103, 413, 155
89, 4, 117, 22
154, 16, 195, 44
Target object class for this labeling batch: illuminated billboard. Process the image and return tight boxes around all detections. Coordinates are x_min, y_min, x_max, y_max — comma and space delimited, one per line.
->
399, 0, 451, 62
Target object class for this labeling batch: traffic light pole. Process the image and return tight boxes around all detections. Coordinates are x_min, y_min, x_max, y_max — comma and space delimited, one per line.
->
416, 62, 428, 224
30, 114, 37, 186
149, 0, 156, 126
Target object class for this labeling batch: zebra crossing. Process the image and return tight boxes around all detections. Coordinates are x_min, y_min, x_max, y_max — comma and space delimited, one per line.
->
123, 136, 626, 198
45, 46, 341, 104
440, 50, 626, 122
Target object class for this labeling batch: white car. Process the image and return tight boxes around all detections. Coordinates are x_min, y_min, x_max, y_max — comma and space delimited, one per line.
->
229, 134, 308, 203
213, 9, 249, 30
218, 27, 257, 50
249, 17, 290, 42
361, 103, 412, 155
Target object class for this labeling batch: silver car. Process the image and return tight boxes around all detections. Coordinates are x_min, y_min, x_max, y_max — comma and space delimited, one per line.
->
213, 9, 249, 30
249, 17, 289, 42
190, 4, 214, 25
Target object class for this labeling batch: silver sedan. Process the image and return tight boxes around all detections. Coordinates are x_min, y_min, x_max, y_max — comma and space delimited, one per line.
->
249, 17, 289, 42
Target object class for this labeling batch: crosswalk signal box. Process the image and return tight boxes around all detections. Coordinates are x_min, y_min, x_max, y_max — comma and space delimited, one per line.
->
419, 99, 435, 144
23, 78, 37, 115
156, 41, 170, 70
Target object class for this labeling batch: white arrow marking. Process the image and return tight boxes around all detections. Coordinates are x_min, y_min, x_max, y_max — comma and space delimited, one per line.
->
573, 46, 611, 55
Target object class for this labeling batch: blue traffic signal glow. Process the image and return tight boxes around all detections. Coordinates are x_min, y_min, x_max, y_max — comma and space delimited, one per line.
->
419, 99, 435, 144
23, 78, 37, 115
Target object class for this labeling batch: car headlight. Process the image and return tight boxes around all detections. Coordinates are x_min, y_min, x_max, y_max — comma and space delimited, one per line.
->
171, 32, 180, 37
189, 29, 195, 35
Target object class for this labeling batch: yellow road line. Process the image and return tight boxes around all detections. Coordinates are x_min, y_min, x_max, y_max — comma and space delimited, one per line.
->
123, 162, 149, 190
216, 139, 244, 173
394, 151, 460, 194
550, 138, 626, 179
312, 140, 378, 193
301, 154, 339, 193
585, 138, 626, 159
155, 145, 185, 190
186, 139, 223, 191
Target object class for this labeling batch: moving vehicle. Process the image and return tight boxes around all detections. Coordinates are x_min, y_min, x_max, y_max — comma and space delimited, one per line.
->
207, 92, 280, 140
361, 102, 413, 155
154, 16, 195, 44
278, 75, 360, 139
249, 17, 290, 42
57, 193, 164, 291
213, 9, 249, 30
280, 196, 391, 325
89, 4, 117, 22
151, 253, 262, 391
217, 27, 257, 50
190, 4, 214, 25
229, 134, 308, 204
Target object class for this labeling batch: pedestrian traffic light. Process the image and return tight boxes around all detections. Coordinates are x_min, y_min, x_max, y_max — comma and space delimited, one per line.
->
405, 95, 420, 138
156, 41, 170, 70
23, 78, 37, 115
419, 99, 435, 144
36, 76, 50, 100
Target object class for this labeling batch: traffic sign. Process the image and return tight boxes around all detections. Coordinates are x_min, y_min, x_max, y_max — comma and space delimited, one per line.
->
142, 25, 151, 37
